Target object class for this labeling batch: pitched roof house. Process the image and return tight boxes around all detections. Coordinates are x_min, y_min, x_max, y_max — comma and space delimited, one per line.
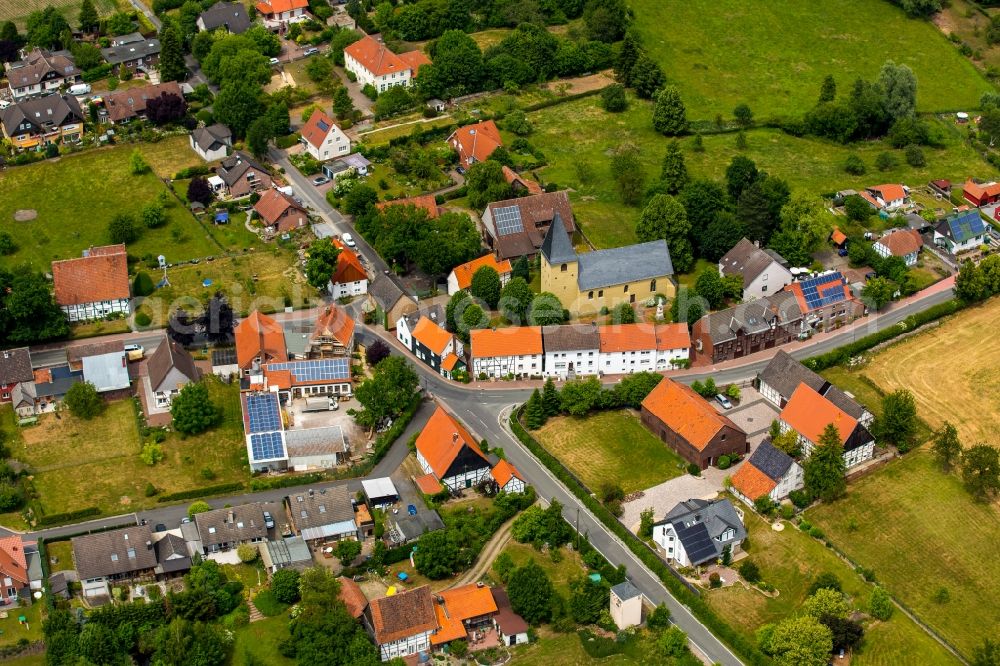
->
146, 340, 201, 409
962, 179, 1000, 207
447, 254, 512, 295
365, 585, 437, 662
502, 165, 542, 194
287, 486, 357, 543
640, 378, 748, 469
448, 120, 502, 167
0, 536, 30, 604
490, 459, 526, 494
255, 0, 308, 24
542, 323, 600, 379
4, 48, 80, 100
300, 109, 351, 161
597, 322, 690, 375
72, 525, 157, 597
153, 533, 192, 576
864, 184, 908, 211
0, 348, 34, 405
254, 188, 308, 233
691, 291, 803, 364
719, 237, 793, 301
189, 123, 232, 161
306, 304, 355, 358
375, 194, 440, 219
216, 152, 272, 198
415, 406, 492, 492
873, 228, 923, 266
52, 245, 131, 322
328, 238, 368, 299
481, 190, 576, 260
492, 587, 530, 645
470, 326, 544, 379
0, 93, 85, 151
652, 498, 746, 567
783, 271, 864, 332
103, 81, 183, 124
101, 36, 161, 72
396, 307, 464, 379
431, 583, 499, 647
339, 576, 369, 618
197, 1, 252, 33
729, 439, 804, 506
234, 310, 288, 372
194, 504, 268, 553
343, 34, 429, 91
757, 350, 874, 427
780, 384, 875, 469
366, 275, 417, 330
934, 210, 987, 254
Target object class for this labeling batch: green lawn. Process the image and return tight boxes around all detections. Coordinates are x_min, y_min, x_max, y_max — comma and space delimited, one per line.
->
499, 541, 590, 598
533, 410, 685, 494
510, 629, 638, 665
808, 450, 1000, 658
706, 510, 957, 665
231, 609, 295, 666
3, 378, 248, 522
627, 0, 992, 119
45, 540, 74, 573
137, 135, 208, 179
0, 0, 120, 28
0, 144, 219, 271
0, 602, 43, 648
357, 116, 455, 146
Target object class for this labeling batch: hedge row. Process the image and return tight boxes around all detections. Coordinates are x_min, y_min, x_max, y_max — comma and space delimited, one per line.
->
36, 506, 101, 527
520, 86, 606, 113
156, 482, 244, 503
249, 472, 326, 492
508, 409, 770, 666
804, 299, 961, 371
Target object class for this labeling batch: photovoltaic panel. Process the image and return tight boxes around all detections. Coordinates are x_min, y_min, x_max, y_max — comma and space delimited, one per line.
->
250, 432, 286, 461
493, 205, 524, 236
267, 359, 351, 382
246, 393, 281, 433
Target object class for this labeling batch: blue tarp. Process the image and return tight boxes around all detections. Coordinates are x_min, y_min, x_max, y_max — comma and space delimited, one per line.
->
214, 211, 229, 223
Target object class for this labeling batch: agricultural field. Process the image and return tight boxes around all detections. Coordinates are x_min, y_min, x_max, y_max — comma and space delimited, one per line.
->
808, 450, 1000, 658
521, 95, 989, 250
706, 510, 958, 665
0, 0, 121, 29
627, 0, 993, 119
2, 378, 246, 521
0, 144, 219, 271
533, 410, 684, 495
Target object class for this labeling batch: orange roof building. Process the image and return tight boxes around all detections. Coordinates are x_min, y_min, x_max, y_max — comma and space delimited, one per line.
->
338, 576, 369, 619
962, 179, 1000, 206
0, 536, 29, 605
343, 35, 429, 90
865, 183, 907, 209
329, 239, 368, 297
299, 109, 350, 161
415, 405, 492, 491
448, 254, 513, 293
254, 0, 307, 22
447, 120, 503, 167
598, 322, 691, 374
502, 165, 543, 195
640, 378, 748, 470
398, 306, 465, 378
779, 384, 875, 467
471, 326, 543, 379
254, 188, 308, 233
491, 459, 526, 493
376, 194, 439, 219
307, 304, 355, 357
430, 583, 499, 646
728, 439, 803, 506
873, 228, 923, 265
365, 585, 437, 660
52, 244, 131, 322
235, 310, 288, 371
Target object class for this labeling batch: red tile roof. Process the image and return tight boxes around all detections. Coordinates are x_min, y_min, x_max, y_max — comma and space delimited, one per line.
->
599, 323, 657, 353
234, 310, 287, 369
491, 459, 523, 488
338, 576, 368, 618
858, 191, 882, 210
369, 585, 437, 645
729, 462, 777, 502
344, 35, 427, 77
830, 227, 848, 245
0, 536, 28, 589
398, 50, 431, 77
431, 584, 498, 644
451, 254, 513, 291
876, 229, 923, 257
501, 165, 543, 194
412, 316, 452, 355
331, 240, 367, 284
52, 244, 130, 307
103, 82, 183, 123
641, 379, 743, 451
441, 353, 460, 372
415, 473, 444, 495
415, 405, 489, 479
255, 0, 307, 14
655, 323, 691, 351
254, 188, 307, 227
780, 384, 857, 446
962, 180, 1000, 201
448, 120, 503, 165
471, 326, 543, 358
300, 109, 340, 149
375, 194, 439, 219
868, 183, 906, 203
312, 304, 355, 348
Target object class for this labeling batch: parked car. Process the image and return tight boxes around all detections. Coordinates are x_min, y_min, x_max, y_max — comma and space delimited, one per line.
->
715, 394, 733, 410
269, 57, 280, 65
407, 504, 417, 516
263, 511, 275, 529
303, 47, 319, 56
312, 175, 330, 186
181, 517, 191, 524
455, 165, 466, 175
342, 233, 356, 248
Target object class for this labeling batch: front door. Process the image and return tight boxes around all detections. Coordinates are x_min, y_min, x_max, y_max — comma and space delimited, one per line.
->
465, 478, 472, 488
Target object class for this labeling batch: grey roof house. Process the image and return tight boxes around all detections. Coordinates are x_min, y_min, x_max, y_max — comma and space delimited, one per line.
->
652, 498, 746, 568
101, 36, 161, 70
189, 123, 232, 161
153, 533, 192, 575
4, 48, 80, 99
260, 536, 312, 573
366, 275, 416, 330
757, 350, 873, 427
0, 347, 34, 400
214, 152, 272, 198
194, 504, 268, 553
287, 487, 357, 543
72, 525, 157, 597
197, 1, 253, 33
729, 439, 805, 506
146, 340, 201, 409
691, 290, 803, 364
481, 191, 576, 260
82, 351, 131, 393
719, 237, 794, 301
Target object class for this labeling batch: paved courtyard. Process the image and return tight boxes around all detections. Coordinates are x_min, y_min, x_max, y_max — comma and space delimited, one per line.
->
620, 466, 730, 533
710, 386, 780, 446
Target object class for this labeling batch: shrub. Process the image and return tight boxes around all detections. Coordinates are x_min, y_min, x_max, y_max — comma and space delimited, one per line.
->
739, 560, 761, 584
709, 572, 722, 588
134, 311, 152, 327
601, 83, 628, 112
200, 467, 216, 480
686, 463, 701, 476
857, 566, 877, 582
144, 482, 158, 497
788, 489, 812, 509
779, 504, 794, 520
904, 143, 925, 167
808, 526, 824, 539
798, 520, 812, 532
875, 151, 898, 171
187, 500, 212, 518
133, 271, 155, 297
718, 455, 731, 470
844, 154, 866, 175
237, 543, 258, 563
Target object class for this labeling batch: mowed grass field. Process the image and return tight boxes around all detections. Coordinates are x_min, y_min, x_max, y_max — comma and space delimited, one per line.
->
706, 510, 958, 665
0, 143, 219, 270
522, 95, 989, 249
533, 410, 684, 494
627, 0, 993, 119
808, 450, 1000, 658
0, 0, 121, 29
3, 378, 247, 519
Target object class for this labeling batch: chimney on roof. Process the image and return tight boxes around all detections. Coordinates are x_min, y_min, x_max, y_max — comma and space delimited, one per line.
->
228, 510, 235, 524
452, 432, 459, 443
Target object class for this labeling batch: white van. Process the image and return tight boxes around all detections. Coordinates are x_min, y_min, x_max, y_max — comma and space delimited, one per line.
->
69, 83, 92, 96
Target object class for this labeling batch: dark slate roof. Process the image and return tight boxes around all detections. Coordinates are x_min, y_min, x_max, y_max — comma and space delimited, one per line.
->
759, 350, 868, 421
288, 486, 354, 530
402, 304, 445, 333
673, 521, 716, 565
33, 365, 82, 398
369, 275, 411, 311
194, 504, 267, 548
610, 580, 641, 601
191, 123, 232, 151
198, 1, 252, 33
698, 291, 802, 345
656, 498, 747, 565
72, 525, 157, 580
844, 423, 874, 453
394, 511, 445, 542
217, 152, 267, 186
0, 94, 84, 136
482, 191, 576, 260
154, 533, 192, 574
101, 38, 161, 65
212, 348, 237, 366
720, 238, 787, 285
540, 213, 577, 265
577, 240, 674, 290
746, 439, 793, 482
147, 340, 201, 393
0, 348, 33, 385
541, 324, 600, 352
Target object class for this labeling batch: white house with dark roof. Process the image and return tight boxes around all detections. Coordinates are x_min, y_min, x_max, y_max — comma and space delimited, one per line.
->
0, 348, 34, 406
652, 498, 746, 568
757, 350, 874, 428
4, 49, 80, 100
719, 238, 793, 301
194, 504, 268, 554
934, 210, 988, 254
729, 439, 804, 506
287, 486, 357, 544
145, 339, 201, 409
197, 1, 252, 33
541, 324, 600, 379
189, 123, 232, 161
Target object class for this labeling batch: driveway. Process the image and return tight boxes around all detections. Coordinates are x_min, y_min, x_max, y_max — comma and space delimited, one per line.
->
710, 387, 778, 446
333, 64, 373, 116
620, 467, 730, 533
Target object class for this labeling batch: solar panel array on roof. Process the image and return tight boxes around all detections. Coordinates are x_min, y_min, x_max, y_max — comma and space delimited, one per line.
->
949, 211, 986, 242
250, 432, 285, 461
246, 393, 281, 433
673, 521, 717, 565
799, 273, 846, 310
317, 120, 329, 132
267, 359, 351, 382
493, 205, 524, 236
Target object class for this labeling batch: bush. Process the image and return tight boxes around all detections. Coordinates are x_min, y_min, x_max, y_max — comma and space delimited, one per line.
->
237, 543, 258, 563
904, 143, 926, 167
779, 504, 795, 520
844, 154, 866, 175
135, 311, 152, 327
600, 84, 628, 112
144, 482, 158, 497
709, 572, 722, 588
35, 507, 100, 526
808, 526, 824, 539
798, 520, 812, 532
788, 489, 812, 509
161, 483, 244, 503
271, 568, 301, 604
718, 455, 731, 470
739, 560, 761, 584
687, 463, 701, 476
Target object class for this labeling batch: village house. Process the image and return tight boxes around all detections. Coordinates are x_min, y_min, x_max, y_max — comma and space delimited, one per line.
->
305, 304, 355, 358
339, 576, 369, 619
235, 310, 288, 374
261, 356, 353, 400
396, 307, 465, 379
542, 324, 600, 379
430, 583, 499, 650
491, 587, 529, 646
103, 81, 183, 124
0, 348, 33, 406
255, 0, 308, 26
82, 350, 130, 394
189, 123, 232, 161
447, 254, 512, 295
145, 339, 201, 409
328, 238, 368, 299
194, 504, 268, 554
214, 152, 273, 199
101, 33, 161, 74
962, 179, 1000, 207
152, 533, 192, 579
254, 188, 309, 233
502, 165, 543, 195
480, 191, 575, 261
51, 244, 131, 322
598, 323, 690, 375
609, 581, 643, 630
471, 326, 543, 379
448, 119, 502, 168
242, 389, 348, 473
300, 109, 351, 161
873, 228, 923, 266
780, 384, 876, 469
1, 93, 84, 152
691, 291, 803, 363
197, 1, 252, 33
640, 378, 749, 470
72, 525, 158, 599
366, 275, 417, 330
860, 184, 908, 211
365, 585, 437, 661
783, 271, 865, 333
729, 439, 804, 506
490, 459, 526, 494
259, 536, 312, 573
322, 152, 372, 181
934, 210, 987, 254
4, 48, 80, 100
24, 365, 82, 415
376, 194, 440, 219
415, 406, 493, 492
343, 34, 430, 92
287, 486, 357, 545
541, 215, 675, 317
652, 498, 746, 568
719, 237, 793, 301
757, 350, 874, 428
0, 536, 31, 605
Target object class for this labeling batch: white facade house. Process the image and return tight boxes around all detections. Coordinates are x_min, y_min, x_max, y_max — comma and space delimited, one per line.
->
5, 49, 80, 100
491, 460, 527, 494
598, 323, 690, 375
873, 228, 922, 267
343, 35, 429, 92
52, 245, 131, 323
541, 324, 600, 379
189, 124, 232, 162
719, 238, 793, 301
780, 383, 876, 470
729, 440, 804, 506
415, 406, 493, 492
328, 240, 368, 299
651, 499, 746, 568
470, 327, 543, 379
300, 109, 351, 161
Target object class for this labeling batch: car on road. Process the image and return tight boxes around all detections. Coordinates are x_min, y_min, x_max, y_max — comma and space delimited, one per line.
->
303, 47, 319, 56
456, 165, 466, 175
269, 57, 280, 65
181, 517, 191, 524
407, 504, 417, 516
263, 511, 275, 529
312, 175, 330, 186
714, 394, 733, 410
342, 233, 356, 248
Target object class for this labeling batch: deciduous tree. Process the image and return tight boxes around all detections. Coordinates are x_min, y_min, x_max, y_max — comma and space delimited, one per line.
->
65, 381, 103, 419
962, 444, 1000, 501
507, 561, 554, 624
636, 194, 693, 272
803, 588, 851, 620
351, 356, 419, 429
499, 277, 533, 323
695, 267, 726, 309
862, 276, 895, 311
660, 140, 688, 194
652, 86, 688, 136
414, 530, 460, 578
171, 382, 220, 435
869, 585, 894, 620
877, 60, 917, 121
471, 266, 502, 309
610, 142, 645, 206
305, 239, 341, 291
877, 389, 918, 452
766, 614, 833, 666
932, 421, 962, 472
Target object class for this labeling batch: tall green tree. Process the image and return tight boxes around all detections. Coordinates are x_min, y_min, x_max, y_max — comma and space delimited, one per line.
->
171, 382, 220, 435
499, 277, 533, 323
636, 194, 693, 273
542, 377, 561, 416
932, 422, 962, 472
78, 0, 99, 33
64, 381, 103, 419
1, 268, 70, 343
470, 266, 502, 308
414, 530, 460, 578
352, 356, 418, 429
525, 389, 547, 429
861, 276, 895, 311
629, 53, 665, 99
765, 615, 833, 666
955, 260, 987, 302
304, 239, 340, 290
724, 155, 760, 203
877, 60, 917, 121
446, 290, 471, 333
507, 561, 554, 624
877, 389, 918, 452
158, 24, 187, 83
466, 159, 512, 210
804, 423, 847, 502
694, 267, 726, 309
212, 79, 263, 138
569, 576, 608, 624
610, 142, 645, 206
962, 444, 1000, 501
660, 140, 688, 194
615, 30, 642, 86
246, 116, 272, 159
869, 586, 894, 620
652, 86, 688, 136
412, 212, 481, 276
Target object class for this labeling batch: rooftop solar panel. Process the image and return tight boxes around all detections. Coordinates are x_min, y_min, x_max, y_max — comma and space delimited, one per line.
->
246, 393, 281, 433
493, 205, 524, 236
250, 432, 286, 462
267, 359, 351, 382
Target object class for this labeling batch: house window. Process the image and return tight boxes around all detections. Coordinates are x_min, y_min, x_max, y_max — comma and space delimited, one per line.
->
588, 291, 593, 299
624, 284, 629, 293
650, 279, 656, 291
598, 290, 603, 297
761, 285, 768, 292
560, 263, 567, 272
